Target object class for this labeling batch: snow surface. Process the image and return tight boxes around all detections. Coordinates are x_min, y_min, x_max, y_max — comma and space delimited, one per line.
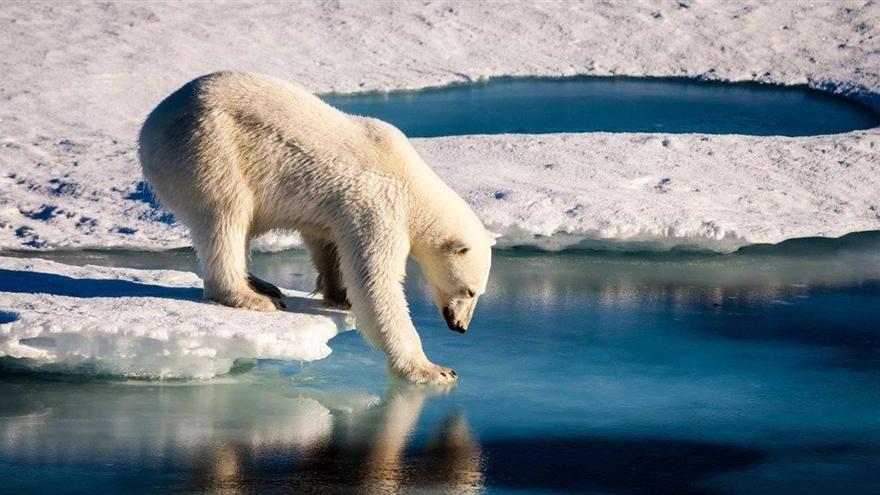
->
1, 0, 879, 252
419, 132, 880, 250
0, 256, 353, 378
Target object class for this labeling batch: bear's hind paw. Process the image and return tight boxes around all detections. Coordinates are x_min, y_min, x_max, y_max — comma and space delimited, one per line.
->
322, 298, 351, 310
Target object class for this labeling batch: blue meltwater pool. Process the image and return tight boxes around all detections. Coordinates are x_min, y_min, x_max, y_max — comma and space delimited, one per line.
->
322, 77, 880, 137
2, 235, 880, 494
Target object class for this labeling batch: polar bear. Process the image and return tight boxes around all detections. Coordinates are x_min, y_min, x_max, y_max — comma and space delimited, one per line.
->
138, 72, 493, 384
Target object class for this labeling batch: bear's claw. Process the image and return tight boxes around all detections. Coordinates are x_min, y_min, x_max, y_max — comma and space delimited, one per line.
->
248, 273, 283, 299
248, 273, 286, 309
394, 360, 459, 384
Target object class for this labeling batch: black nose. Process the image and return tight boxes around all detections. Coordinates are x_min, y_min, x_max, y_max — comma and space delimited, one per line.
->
443, 307, 466, 333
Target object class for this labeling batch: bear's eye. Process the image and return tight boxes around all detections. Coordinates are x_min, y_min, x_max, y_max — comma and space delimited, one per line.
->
443, 239, 470, 255
466, 289, 476, 298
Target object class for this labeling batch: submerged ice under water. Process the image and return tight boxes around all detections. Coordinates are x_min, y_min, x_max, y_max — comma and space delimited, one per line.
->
2, 236, 880, 494
323, 77, 880, 137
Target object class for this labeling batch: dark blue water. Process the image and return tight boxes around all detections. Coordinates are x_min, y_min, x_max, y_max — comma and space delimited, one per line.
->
322, 77, 880, 137
2, 237, 880, 494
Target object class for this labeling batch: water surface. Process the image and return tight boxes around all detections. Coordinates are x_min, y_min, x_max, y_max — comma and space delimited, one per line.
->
2, 239, 880, 494
323, 77, 880, 137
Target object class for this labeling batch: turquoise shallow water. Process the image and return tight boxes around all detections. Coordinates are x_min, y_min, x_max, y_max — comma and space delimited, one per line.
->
2, 235, 880, 494
322, 77, 880, 137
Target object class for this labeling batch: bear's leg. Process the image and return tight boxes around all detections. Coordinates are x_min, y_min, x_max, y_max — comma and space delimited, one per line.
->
361, 387, 431, 493
303, 235, 350, 309
192, 214, 281, 312
335, 226, 456, 384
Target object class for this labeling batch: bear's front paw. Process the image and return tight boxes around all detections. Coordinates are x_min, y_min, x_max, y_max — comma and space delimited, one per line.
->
393, 359, 458, 384
211, 290, 282, 312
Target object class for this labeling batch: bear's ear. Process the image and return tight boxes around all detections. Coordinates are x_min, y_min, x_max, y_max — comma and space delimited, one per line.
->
486, 230, 499, 247
442, 238, 470, 255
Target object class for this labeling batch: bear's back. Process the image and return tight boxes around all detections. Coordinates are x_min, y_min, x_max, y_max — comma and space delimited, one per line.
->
139, 72, 436, 195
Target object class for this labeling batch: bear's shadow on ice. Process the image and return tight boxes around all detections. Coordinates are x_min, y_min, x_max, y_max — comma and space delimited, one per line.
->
0, 268, 337, 317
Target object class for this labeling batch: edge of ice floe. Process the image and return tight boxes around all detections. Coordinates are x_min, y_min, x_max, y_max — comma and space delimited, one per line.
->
0, 256, 354, 379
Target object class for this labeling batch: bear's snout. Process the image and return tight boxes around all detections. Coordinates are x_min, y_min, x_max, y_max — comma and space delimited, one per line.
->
443, 306, 467, 333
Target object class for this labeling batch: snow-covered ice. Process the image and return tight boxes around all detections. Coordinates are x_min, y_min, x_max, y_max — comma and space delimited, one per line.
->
0, 256, 353, 378
418, 132, 880, 250
1, 1, 879, 252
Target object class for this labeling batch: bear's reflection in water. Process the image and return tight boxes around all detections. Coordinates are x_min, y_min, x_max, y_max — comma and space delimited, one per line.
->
0, 377, 482, 494
187, 385, 483, 494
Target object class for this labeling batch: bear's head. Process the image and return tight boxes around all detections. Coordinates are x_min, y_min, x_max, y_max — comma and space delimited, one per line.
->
418, 230, 494, 334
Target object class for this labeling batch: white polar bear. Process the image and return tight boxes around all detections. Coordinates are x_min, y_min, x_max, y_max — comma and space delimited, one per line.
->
138, 72, 493, 384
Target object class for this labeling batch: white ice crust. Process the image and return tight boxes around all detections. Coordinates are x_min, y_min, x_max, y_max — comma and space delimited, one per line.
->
0, 256, 353, 378
1, 1, 879, 252
417, 132, 880, 251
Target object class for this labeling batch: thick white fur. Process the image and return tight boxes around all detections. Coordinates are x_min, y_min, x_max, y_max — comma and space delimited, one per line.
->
138, 72, 493, 384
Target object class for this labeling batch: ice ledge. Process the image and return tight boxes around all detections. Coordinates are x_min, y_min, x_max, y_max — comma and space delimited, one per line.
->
0, 256, 353, 379
415, 132, 880, 252
6, 128, 878, 255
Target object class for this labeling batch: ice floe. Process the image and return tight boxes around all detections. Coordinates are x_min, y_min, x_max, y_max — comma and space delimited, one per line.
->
0, 257, 353, 378
416, 131, 880, 251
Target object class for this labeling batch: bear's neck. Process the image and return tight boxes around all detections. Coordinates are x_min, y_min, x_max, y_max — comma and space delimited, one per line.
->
406, 172, 469, 258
